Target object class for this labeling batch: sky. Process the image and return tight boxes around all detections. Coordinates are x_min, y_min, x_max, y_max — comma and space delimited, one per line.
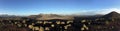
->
0, 0, 120, 16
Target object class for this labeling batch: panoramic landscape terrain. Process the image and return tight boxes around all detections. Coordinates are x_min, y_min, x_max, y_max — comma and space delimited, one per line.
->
1, 0, 120, 31
0, 11, 120, 31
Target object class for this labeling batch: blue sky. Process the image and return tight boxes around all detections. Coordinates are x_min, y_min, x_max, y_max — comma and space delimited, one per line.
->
0, 0, 120, 15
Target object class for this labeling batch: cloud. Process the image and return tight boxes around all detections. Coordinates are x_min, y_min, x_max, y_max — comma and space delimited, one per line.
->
73, 8, 120, 15
0, 9, 7, 14
96, 8, 120, 14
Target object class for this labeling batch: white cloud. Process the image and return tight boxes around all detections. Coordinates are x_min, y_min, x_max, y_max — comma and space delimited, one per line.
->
96, 8, 120, 14
73, 8, 120, 15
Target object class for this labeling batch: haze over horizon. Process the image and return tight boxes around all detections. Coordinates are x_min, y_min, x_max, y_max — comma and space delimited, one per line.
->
0, 0, 120, 16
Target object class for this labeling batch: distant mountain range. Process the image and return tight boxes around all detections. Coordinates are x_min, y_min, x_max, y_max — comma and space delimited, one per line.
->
0, 11, 120, 20
0, 14, 20, 18
28, 14, 74, 20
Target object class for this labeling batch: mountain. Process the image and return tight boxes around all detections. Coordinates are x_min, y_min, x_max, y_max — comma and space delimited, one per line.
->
28, 14, 74, 20
102, 11, 120, 19
0, 14, 22, 18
